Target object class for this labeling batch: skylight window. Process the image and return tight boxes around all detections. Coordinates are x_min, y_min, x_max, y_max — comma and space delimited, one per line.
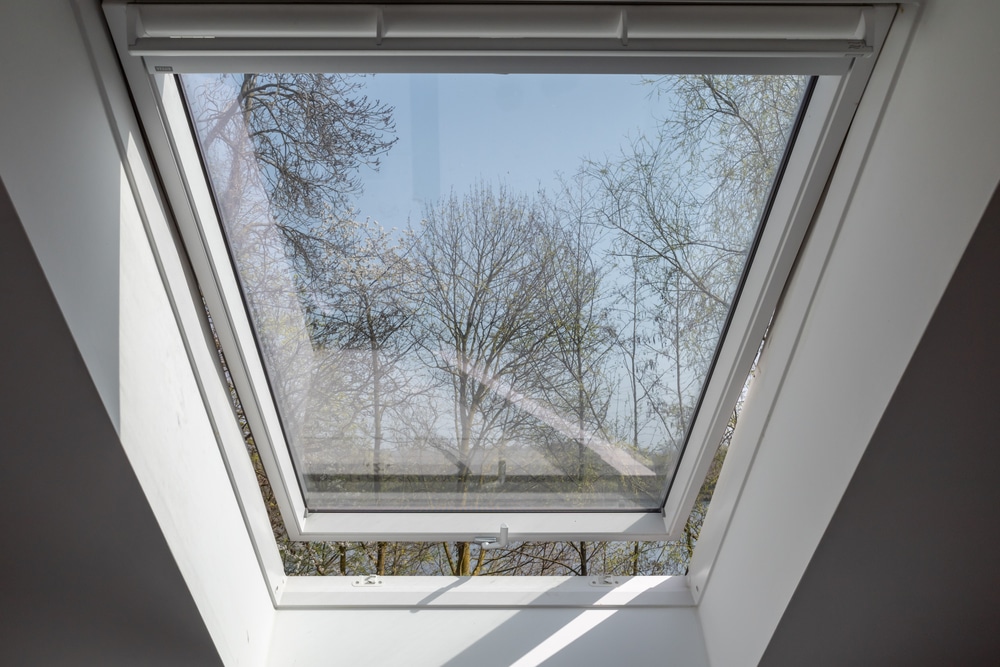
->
106, 1, 893, 547
182, 71, 806, 515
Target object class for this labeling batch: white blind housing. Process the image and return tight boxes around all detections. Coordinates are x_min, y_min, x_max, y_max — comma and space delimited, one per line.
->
125, 3, 875, 74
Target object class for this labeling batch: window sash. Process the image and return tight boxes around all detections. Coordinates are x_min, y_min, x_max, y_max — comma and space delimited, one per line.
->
105, 0, 894, 542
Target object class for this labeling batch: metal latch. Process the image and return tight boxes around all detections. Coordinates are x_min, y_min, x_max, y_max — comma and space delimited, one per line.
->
589, 575, 621, 587
473, 523, 509, 550
352, 574, 384, 587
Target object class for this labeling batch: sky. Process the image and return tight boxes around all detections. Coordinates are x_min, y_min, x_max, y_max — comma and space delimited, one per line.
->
348, 73, 671, 228
179, 71, 789, 492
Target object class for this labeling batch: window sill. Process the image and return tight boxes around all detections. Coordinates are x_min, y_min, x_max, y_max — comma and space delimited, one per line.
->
276, 574, 693, 609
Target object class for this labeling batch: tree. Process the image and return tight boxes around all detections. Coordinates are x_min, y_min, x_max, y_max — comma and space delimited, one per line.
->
534, 183, 615, 487
294, 214, 420, 497
413, 184, 564, 574
181, 72, 400, 456
585, 74, 805, 466
415, 185, 561, 495
189, 73, 396, 226
194, 73, 805, 578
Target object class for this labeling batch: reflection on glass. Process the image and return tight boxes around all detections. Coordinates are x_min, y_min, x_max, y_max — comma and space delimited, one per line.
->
182, 73, 807, 511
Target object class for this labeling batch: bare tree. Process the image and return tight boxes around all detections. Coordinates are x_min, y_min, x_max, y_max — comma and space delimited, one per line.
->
192, 74, 803, 579
412, 184, 564, 573
535, 184, 615, 485
585, 73, 806, 469
190, 73, 396, 225
182, 72, 401, 461
294, 214, 420, 497
415, 185, 561, 492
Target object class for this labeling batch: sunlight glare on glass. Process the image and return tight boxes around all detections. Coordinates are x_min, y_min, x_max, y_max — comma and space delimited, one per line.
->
181, 72, 807, 512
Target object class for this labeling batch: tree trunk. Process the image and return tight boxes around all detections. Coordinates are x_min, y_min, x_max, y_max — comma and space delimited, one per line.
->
457, 541, 472, 576
370, 316, 383, 496
376, 541, 386, 575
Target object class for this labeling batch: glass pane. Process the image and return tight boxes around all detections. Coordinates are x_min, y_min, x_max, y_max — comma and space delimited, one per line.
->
181, 72, 807, 511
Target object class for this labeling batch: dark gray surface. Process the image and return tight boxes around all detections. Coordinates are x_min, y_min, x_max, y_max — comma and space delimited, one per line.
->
0, 175, 223, 666
760, 181, 1000, 666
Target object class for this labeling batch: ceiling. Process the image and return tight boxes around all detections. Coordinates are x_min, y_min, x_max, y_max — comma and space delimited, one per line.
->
4, 169, 998, 666
0, 177, 223, 666
760, 182, 1000, 665
1, 0, 998, 662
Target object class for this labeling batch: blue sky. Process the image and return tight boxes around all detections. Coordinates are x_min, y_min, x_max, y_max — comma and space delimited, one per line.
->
350, 73, 671, 228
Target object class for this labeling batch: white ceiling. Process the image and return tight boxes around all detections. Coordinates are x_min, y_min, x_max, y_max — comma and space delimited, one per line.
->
0, 177, 223, 666
3, 161, 997, 667
1, 0, 999, 664
759, 182, 1000, 666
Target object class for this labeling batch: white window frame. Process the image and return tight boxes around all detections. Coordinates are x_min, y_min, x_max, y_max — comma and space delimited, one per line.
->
101, 0, 899, 590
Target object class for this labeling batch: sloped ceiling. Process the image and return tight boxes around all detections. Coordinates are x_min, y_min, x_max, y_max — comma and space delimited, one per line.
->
0, 176, 223, 666
1, 7, 999, 660
4, 174, 998, 665
761, 183, 1000, 666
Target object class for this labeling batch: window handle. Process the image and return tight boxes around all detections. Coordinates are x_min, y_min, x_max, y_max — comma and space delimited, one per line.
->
474, 524, 509, 550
